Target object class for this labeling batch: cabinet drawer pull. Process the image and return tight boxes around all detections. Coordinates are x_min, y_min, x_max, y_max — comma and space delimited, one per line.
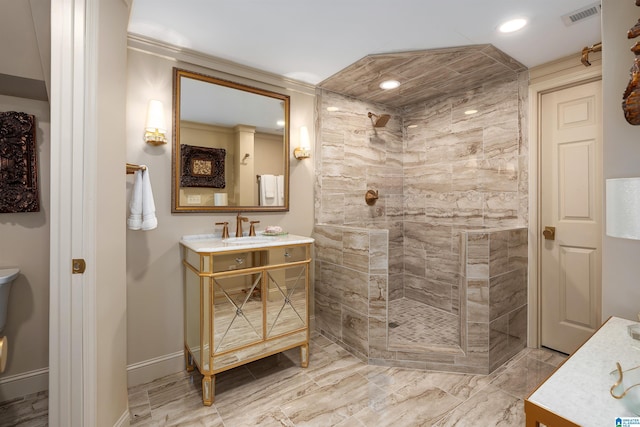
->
235, 257, 245, 264
284, 251, 291, 258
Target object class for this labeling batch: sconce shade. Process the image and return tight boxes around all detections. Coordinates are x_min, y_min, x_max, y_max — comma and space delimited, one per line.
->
606, 177, 640, 239
300, 126, 311, 150
145, 100, 166, 132
294, 126, 311, 160
144, 100, 167, 145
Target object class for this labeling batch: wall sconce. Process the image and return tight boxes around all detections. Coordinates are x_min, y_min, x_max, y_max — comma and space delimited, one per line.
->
293, 126, 311, 160
606, 177, 640, 239
144, 100, 167, 145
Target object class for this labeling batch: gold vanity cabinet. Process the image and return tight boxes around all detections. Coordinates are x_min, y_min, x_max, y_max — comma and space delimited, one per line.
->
181, 237, 312, 406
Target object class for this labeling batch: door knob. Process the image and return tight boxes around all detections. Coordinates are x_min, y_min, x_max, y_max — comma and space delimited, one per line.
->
543, 226, 556, 240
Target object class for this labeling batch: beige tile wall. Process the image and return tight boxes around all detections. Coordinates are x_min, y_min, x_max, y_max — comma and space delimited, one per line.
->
313, 69, 529, 373
461, 228, 528, 373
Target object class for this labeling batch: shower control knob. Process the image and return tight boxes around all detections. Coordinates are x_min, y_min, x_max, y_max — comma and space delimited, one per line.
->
365, 190, 379, 206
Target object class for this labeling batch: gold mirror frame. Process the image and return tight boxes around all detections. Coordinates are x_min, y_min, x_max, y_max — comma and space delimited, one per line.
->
172, 68, 290, 212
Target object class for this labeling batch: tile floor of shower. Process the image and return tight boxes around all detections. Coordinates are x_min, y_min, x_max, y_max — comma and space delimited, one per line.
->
388, 298, 460, 350
0, 333, 565, 427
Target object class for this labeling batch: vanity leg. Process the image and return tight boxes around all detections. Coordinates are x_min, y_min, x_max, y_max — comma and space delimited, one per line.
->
202, 374, 215, 406
185, 347, 194, 372
202, 375, 216, 406
300, 343, 309, 368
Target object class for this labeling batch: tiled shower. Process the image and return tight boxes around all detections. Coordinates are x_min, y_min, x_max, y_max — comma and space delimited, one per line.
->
313, 46, 529, 374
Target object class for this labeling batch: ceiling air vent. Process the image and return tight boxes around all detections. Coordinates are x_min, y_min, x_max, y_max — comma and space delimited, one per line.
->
562, 2, 601, 26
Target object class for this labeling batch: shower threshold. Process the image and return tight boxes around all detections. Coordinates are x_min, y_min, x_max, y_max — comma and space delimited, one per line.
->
387, 341, 464, 355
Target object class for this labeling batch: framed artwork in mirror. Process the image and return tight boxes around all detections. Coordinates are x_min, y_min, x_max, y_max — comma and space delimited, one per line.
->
180, 144, 226, 188
0, 111, 39, 213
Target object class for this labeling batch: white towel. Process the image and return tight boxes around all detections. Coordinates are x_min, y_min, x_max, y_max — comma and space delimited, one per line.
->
276, 175, 285, 205
141, 168, 157, 230
128, 167, 157, 231
127, 169, 143, 230
259, 174, 278, 206
263, 174, 276, 198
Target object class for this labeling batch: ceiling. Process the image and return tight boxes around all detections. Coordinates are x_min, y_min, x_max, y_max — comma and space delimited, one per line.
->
319, 45, 527, 108
0, 1, 602, 105
128, 0, 602, 88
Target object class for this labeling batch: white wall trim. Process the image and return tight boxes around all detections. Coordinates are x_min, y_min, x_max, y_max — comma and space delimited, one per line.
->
82, 0, 100, 423
527, 56, 602, 349
127, 34, 316, 96
126, 323, 316, 390
114, 409, 130, 427
0, 367, 48, 402
126, 351, 184, 388
125, 317, 314, 387
50, 0, 101, 424
49, 0, 80, 424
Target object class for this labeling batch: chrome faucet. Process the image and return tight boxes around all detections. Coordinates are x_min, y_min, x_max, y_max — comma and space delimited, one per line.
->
235, 212, 248, 237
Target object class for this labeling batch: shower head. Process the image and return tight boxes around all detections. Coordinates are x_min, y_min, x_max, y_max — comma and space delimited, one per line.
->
368, 112, 390, 128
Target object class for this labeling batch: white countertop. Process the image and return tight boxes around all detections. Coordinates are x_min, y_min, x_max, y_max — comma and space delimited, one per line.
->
527, 316, 640, 425
180, 233, 314, 253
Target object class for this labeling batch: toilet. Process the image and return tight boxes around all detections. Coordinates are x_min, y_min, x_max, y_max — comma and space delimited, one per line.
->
0, 268, 19, 374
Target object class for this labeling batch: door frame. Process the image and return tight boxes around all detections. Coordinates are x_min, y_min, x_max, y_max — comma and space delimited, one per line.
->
527, 55, 602, 348
49, 0, 98, 424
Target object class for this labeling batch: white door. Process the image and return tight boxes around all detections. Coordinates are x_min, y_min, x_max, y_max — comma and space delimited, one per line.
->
50, 0, 97, 424
540, 80, 602, 354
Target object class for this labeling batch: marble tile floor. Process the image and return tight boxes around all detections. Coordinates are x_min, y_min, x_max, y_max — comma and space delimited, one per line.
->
0, 335, 566, 427
0, 391, 47, 427
389, 298, 460, 349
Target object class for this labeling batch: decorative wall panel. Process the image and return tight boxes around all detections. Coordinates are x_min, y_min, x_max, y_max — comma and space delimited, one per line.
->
0, 111, 39, 213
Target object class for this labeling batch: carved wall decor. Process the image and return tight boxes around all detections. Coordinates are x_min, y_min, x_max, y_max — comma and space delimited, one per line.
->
623, 3, 640, 125
180, 144, 226, 188
0, 111, 39, 213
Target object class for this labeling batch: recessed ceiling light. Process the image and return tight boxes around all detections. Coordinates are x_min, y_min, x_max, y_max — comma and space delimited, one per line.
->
326, 106, 339, 112
498, 18, 527, 33
464, 109, 479, 115
277, 120, 285, 127
379, 80, 400, 90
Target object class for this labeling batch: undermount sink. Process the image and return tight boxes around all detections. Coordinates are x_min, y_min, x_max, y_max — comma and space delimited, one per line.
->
224, 236, 273, 244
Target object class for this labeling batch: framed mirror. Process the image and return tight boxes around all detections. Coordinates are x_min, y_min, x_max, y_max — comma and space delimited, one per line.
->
172, 68, 290, 212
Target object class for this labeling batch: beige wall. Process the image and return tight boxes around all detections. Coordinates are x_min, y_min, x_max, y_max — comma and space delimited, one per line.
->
95, 0, 130, 423
125, 46, 315, 381
0, 95, 50, 391
602, 0, 640, 320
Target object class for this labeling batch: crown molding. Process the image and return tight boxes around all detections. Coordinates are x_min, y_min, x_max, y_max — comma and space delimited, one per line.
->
127, 34, 316, 96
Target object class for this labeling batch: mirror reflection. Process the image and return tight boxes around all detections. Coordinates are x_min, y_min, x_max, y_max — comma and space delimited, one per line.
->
172, 68, 290, 212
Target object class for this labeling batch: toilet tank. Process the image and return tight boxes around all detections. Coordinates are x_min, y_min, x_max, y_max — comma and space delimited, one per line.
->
0, 268, 19, 333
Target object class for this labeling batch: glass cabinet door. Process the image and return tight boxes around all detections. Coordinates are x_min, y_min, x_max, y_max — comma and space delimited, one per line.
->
265, 264, 308, 338
212, 272, 264, 354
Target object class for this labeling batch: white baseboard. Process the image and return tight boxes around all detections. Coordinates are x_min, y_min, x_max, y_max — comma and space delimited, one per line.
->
127, 318, 316, 389
114, 408, 130, 427
126, 350, 184, 388
0, 367, 48, 402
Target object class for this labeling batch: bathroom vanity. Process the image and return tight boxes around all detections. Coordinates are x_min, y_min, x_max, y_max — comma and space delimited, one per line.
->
180, 233, 313, 405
